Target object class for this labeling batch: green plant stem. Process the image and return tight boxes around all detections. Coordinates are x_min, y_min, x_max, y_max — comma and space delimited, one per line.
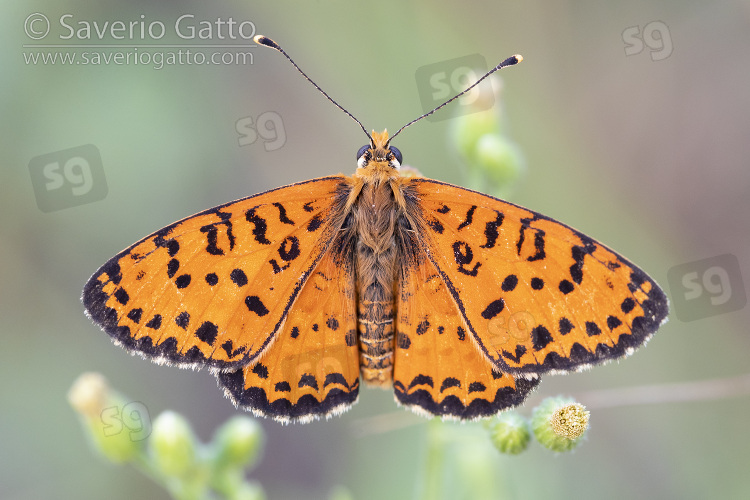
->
419, 419, 446, 500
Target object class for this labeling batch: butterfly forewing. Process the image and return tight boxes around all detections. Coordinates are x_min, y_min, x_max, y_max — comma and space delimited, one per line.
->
407, 178, 669, 376
83, 177, 349, 369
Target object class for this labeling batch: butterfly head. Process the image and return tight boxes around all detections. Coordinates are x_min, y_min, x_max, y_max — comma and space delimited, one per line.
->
357, 130, 402, 170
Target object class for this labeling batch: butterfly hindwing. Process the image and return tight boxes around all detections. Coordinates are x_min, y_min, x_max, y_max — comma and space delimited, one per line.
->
407, 178, 669, 376
83, 176, 349, 369
393, 241, 541, 419
217, 244, 360, 423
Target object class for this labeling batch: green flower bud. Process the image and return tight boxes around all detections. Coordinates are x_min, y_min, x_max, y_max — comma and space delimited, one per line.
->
450, 77, 525, 195
227, 482, 266, 500
149, 411, 197, 477
452, 108, 502, 162
68, 372, 145, 463
212, 416, 264, 470
488, 412, 531, 455
474, 134, 525, 188
68, 372, 109, 418
532, 397, 590, 452
490, 412, 531, 455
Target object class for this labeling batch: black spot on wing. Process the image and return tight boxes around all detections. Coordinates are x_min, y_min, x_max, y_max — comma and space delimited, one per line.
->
531, 325, 553, 350
502, 344, 527, 363
175, 274, 191, 289
586, 321, 602, 336
480, 211, 504, 249
114, 287, 129, 305
324, 372, 349, 389
457, 205, 476, 230
245, 208, 271, 245
621, 297, 636, 313
167, 258, 179, 278
516, 217, 546, 262
220, 339, 246, 359
570, 241, 595, 284
145, 314, 162, 329
278, 236, 301, 261
607, 315, 623, 330
501, 274, 518, 292
558, 317, 574, 335
200, 217, 234, 256
275, 381, 291, 392
245, 296, 269, 316
272, 202, 295, 225
468, 382, 486, 393
307, 214, 324, 232
457, 326, 466, 341
481, 299, 505, 319
453, 241, 480, 276
299, 373, 319, 390
230, 269, 248, 287
529, 230, 546, 261
408, 374, 434, 389
397, 332, 411, 349
195, 321, 218, 346
440, 377, 461, 392
252, 363, 269, 379
559, 280, 574, 295
427, 218, 444, 234
127, 308, 142, 323
161, 239, 180, 257
175, 311, 190, 329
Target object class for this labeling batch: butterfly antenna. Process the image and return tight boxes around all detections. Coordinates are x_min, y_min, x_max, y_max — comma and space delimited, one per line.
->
387, 54, 523, 145
254, 35, 372, 143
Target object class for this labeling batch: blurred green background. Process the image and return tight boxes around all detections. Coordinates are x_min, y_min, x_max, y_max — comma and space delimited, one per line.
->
3, 0, 750, 499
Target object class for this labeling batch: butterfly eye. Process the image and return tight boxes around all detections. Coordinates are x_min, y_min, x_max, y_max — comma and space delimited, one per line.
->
388, 146, 403, 165
357, 147, 372, 168
356, 145, 370, 160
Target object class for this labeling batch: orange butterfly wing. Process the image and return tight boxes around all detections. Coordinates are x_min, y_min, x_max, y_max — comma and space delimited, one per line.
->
83, 176, 349, 370
406, 178, 668, 377
217, 247, 360, 422
393, 239, 540, 419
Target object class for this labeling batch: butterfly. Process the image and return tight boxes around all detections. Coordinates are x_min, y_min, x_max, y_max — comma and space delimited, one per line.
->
83, 35, 669, 423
